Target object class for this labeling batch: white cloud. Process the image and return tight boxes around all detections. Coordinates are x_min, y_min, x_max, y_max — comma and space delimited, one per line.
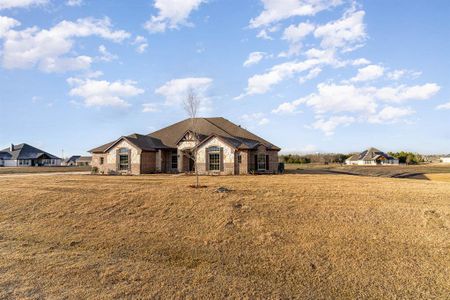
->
144, 0, 206, 33
142, 103, 159, 112
314, 10, 366, 52
351, 64, 384, 82
299, 67, 321, 83
0, 0, 48, 10
240, 113, 270, 126
301, 83, 378, 114
436, 102, 450, 110
272, 98, 304, 114
67, 77, 144, 108
352, 58, 371, 66
0, 17, 130, 72
243, 52, 266, 67
98, 45, 118, 62
250, 0, 343, 28
273, 81, 439, 134
387, 69, 422, 80
276, 82, 440, 116
66, 0, 83, 6
282, 22, 315, 43
155, 77, 213, 109
0, 16, 20, 37
256, 25, 281, 40
375, 83, 440, 103
279, 22, 315, 57
236, 50, 339, 99
311, 115, 355, 136
133, 35, 148, 53
387, 69, 405, 81
368, 106, 415, 124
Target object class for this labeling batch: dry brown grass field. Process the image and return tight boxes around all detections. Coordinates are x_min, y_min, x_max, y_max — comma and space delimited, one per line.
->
0, 166, 90, 175
0, 174, 449, 299
285, 163, 450, 178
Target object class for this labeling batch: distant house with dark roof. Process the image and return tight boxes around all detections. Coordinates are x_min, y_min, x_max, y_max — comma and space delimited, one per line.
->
63, 156, 92, 166
90, 117, 280, 175
0, 144, 61, 167
63, 156, 81, 166
76, 156, 92, 166
346, 148, 399, 166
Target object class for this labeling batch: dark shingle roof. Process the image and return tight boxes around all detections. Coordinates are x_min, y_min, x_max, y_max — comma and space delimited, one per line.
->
89, 134, 172, 153
77, 156, 92, 163
1, 144, 60, 160
0, 151, 12, 160
90, 117, 280, 153
149, 117, 280, 150
347, 147, 395, 161
65, 155, 81, 164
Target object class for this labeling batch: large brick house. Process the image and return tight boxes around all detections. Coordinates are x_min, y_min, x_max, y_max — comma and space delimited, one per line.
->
90, 117, 280, 175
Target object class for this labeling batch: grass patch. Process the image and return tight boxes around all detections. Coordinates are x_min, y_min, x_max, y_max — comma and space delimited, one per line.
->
0, 174, 449, 298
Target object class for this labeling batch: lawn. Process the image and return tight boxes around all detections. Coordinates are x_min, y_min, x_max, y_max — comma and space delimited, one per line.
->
0, 166, 90, 175
0, 174, 449, 298
285, 163, 450, 178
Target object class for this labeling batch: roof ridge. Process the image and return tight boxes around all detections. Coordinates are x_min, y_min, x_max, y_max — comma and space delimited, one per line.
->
203, 117, 237, 139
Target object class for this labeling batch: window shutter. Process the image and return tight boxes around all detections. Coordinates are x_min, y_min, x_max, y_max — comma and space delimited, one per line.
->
266, 155, 269, 171
128, 149, 132, 172
205, 149, 209, 171
254, 154, 258, 171
220, 147, 224, 172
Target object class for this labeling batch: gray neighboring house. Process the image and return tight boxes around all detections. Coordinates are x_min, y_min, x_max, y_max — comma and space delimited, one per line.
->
63, 156, 81, 166
76, 156, 92, 166
346, 147, 399, 165
0, 144, 61, 167
63, 156, 92, 166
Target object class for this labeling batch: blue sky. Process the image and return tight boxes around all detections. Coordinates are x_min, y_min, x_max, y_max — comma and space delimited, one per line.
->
0, 0, 449, 157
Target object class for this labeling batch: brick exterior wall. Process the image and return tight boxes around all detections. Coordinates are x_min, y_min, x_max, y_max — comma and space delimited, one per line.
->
140, 151, 157, 174
196, 137, 236, 175
91, 136, 279, 176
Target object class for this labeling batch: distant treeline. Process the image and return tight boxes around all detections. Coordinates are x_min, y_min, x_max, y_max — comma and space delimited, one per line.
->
281, 152, 427, 165
280, 153, 350, 164
387, 152, 425, 165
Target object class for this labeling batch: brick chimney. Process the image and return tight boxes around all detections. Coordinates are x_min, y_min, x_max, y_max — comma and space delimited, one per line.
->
10, 144, 14, 151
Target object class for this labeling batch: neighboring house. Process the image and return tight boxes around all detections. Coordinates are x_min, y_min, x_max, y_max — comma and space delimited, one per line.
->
346, 147, 399, 165
0, 151, 11, 167
63, 156, 81, 166
441, 156, 450, 163
90, 117, 280, 175
0, 144, 61, 167
76, 156, 92, 166
63, 156, 92, 166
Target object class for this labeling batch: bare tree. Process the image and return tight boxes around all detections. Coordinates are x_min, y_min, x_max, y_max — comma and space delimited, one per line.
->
183, 88, 201, 187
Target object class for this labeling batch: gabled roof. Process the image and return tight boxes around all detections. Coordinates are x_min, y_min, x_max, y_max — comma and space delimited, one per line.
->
149, 117, 280, 151
89, 133, 173, 153
77, 156, 92, 163
0, 144, 60, 160
0, 151, 12, 160
347, 147, 395, 161
65, 155, 81, 163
